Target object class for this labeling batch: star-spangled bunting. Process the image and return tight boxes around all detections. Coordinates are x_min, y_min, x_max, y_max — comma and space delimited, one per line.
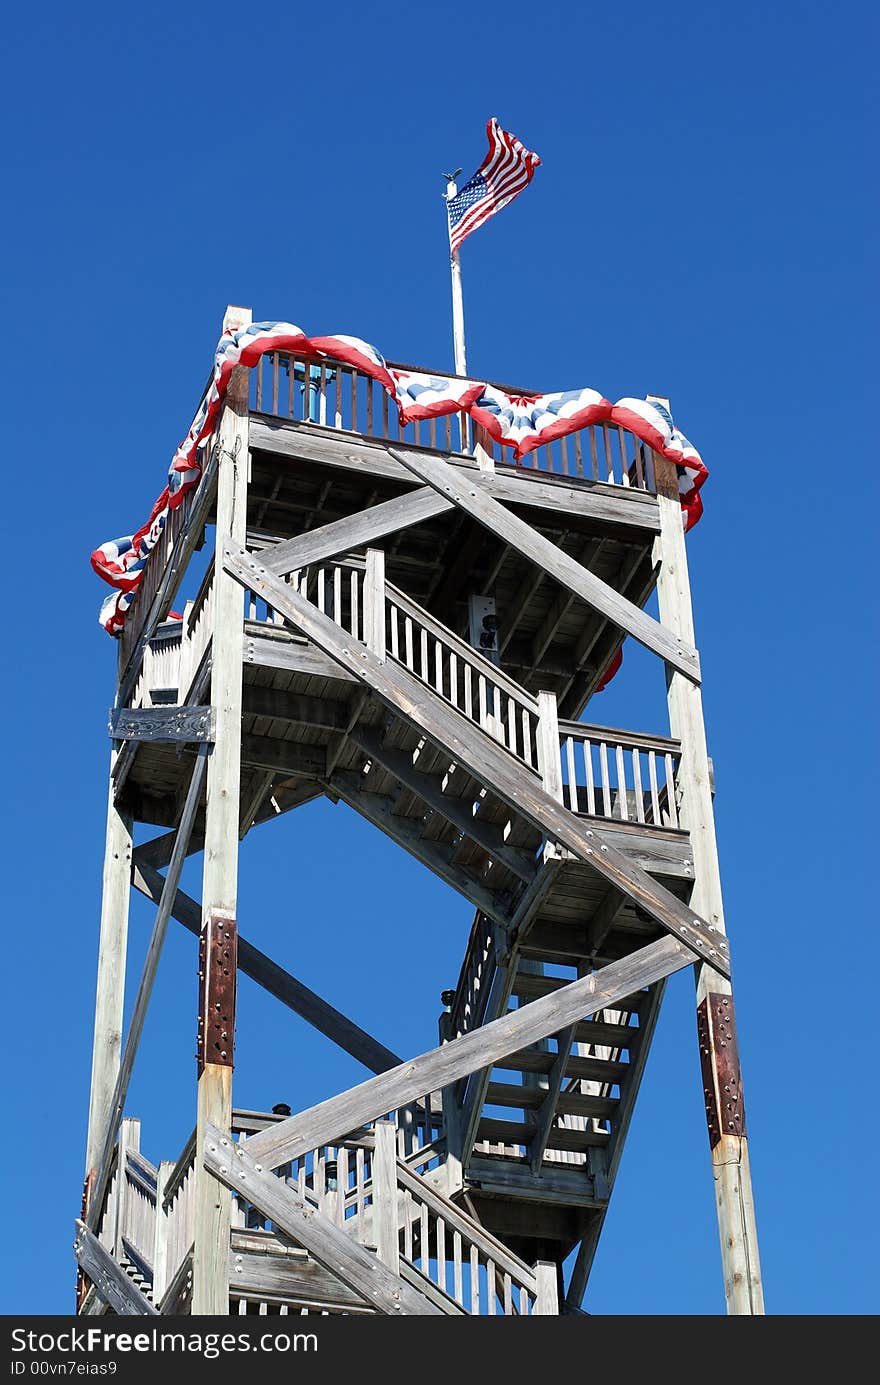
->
91, 320, 708, 641
447, 119, 541, 254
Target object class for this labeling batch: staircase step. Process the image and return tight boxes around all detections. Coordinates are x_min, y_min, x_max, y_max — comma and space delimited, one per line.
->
486, 1081, 618, 1120
499, 1048, 629, 1084
505, 1014, 639, 1051
511, 972, 646, 1013
477, 1117, 610, 1152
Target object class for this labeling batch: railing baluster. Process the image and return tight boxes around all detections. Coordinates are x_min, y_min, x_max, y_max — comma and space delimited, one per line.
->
272, 352, 279, 414
600, 741, 612, 816
351, 569, 359, 639
351, 371, 359, 432
522, 709, 533, 767
420, 628, 429, 682
589, 425, 600, 480
602, 424, 614, 483
453, 1230, 464, 1305
333, 565, 342, 626
449, 652, 458, 708
665, 752, 679, 828
436, 1216, 446, 1293
404, 615, 414, 670
317, 567, 325, 615
632, 748, 645, 823
366, 377, 374, 436
565, 735, 578, 812
470, 1245, 480, 1314
618, 425, 630, 487
390, 604, 400, 658
464, 663, 473, 719
616, 742, 629, 820
334, 371, 343, 430
648, 750, 661, 824
319, 364, 327, 425
434, 638, 443, 695
487, 1258, 497, 1314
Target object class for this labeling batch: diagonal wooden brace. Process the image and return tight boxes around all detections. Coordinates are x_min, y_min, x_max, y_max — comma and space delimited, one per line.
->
241, 933, 693, 1170
222, 543, 728, 975
386, 446, 700, 682
202, 1125, 442, 1315
73, 1220, 159, 1316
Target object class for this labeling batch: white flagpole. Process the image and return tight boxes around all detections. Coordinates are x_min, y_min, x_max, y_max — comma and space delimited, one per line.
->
444, 174, 470, 454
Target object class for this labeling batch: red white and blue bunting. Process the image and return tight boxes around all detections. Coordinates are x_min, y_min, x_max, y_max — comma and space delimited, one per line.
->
92, 321, 708, 637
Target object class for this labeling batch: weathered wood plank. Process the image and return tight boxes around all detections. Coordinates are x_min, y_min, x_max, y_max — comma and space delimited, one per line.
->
242, 686, 350, 729
84, 763, 133, 1184
244, 630, 359, 683
109, 704, 215, 745
388, 445, 699, 681
229, 1244, 372, 1311
73, 1220, 158, 1316
132, 859, 402, 1075
243, 934, 693, 1170
202, 1127, 442, 1315
222, 544, 726, 974
240, 733, 326, 779
249, 418, 662, 532
263, 488, 451, 576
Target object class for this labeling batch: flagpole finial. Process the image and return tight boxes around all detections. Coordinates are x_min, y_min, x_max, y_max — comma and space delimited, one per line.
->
442, 168, 462, 200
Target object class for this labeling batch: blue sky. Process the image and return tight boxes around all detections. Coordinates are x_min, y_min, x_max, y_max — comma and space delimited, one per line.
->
1, 0, 875, 1315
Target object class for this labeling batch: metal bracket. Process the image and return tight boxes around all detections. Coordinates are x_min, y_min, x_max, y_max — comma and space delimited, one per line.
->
697, 993, 746, 1148
197, 910, 237, 1075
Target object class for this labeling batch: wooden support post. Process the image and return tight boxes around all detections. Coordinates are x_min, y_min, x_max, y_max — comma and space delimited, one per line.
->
373, 1120, 400, 1274
192, 304, 250, 1316
88, 747, 209, 1229
652, 406, 764, 1316
152, 1159, 174, 1308
363, 546, 386, 660
534, 1260, 560, 1315
84, 760, 133, 1193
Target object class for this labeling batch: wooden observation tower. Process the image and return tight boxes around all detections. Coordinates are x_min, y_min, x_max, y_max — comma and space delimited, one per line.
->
76, 305, 763, 1317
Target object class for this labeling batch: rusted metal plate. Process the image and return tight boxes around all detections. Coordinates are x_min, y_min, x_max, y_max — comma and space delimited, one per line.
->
197, 911, 238, 1075
697, 993, 746, 1149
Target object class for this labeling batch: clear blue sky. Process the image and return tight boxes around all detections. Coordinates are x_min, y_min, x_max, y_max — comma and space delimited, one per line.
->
2, 0, 875, 1315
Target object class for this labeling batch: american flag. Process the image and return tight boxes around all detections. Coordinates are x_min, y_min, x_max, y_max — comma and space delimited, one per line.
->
447, 118, 540, 255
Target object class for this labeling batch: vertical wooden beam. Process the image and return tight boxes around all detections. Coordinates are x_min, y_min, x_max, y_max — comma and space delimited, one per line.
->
84, 759, 133, 1188
536, 690, 563, 805
363, 547, 386, 660
534, 1260, 560, 1315
652, 405, 764, 1316
152, 1159, 174, 1308
192, 304, 251, 1316
373, 1120, 400, 1275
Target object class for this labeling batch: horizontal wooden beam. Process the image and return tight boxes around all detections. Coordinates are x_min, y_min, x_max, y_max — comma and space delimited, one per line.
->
132, 860, 402, 1075
222, 544, 726, 974
242, 933, 693, 1170
263, 488, 451, 576
240, 732, 326, 779
249, 418, 662, 533
243, 685, 351, 729
244, 629, 359, 683
202, 1127, 443, 1315
387, 446, 700, 682
73, 1220, 158, 1316
109, 704, 215, 746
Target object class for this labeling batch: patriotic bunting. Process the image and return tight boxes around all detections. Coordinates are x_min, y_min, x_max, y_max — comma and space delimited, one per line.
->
92, 321, 708, 638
